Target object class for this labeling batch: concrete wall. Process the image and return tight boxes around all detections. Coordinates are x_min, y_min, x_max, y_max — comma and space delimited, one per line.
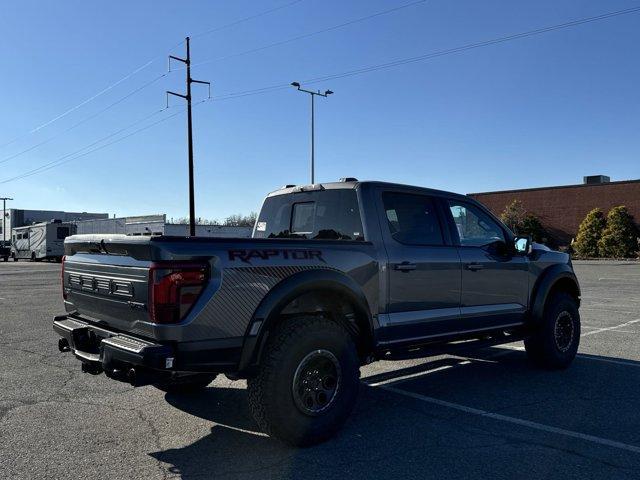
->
469, 180, 640, 245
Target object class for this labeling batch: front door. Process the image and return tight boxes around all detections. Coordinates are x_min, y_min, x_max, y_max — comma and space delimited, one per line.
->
379, 190, 462, 343
444, 199, 529, 329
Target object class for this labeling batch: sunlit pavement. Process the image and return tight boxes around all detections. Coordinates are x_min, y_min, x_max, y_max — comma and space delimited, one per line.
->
1, 260, 639, 479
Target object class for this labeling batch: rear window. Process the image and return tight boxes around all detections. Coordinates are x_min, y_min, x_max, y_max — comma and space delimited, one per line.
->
254, 189, 364, 241
57, 227, 70, 239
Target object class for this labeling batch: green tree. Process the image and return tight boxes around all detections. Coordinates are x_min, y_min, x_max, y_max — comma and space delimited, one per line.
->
521, 214, 545, 243
500, 200, 545, 242
597, 206, 638, 258
500, 200, 526, 232
572, 208, 606, 258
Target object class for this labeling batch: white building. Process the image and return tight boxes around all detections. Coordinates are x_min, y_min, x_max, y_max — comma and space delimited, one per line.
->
1, 208, 108, 243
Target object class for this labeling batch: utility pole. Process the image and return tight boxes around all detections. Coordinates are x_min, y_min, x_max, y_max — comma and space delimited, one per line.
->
291, 82, 333, 184
167, 37, 211, 236
1, 197, 12, 245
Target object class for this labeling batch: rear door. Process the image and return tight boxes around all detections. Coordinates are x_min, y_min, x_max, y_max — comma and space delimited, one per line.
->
377, 189, 462, 343
442, 198, 528, 329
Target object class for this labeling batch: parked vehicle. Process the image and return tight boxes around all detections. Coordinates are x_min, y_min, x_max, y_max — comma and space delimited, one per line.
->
53, 179, 581, 446
0, 240, 10, 261
12, 220, 76, 262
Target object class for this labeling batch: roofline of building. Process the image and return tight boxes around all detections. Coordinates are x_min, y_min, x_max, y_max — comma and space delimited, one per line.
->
468, 178, 640, 197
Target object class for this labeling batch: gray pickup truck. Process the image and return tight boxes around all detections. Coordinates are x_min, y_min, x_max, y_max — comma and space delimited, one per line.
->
54, 179, 581, 446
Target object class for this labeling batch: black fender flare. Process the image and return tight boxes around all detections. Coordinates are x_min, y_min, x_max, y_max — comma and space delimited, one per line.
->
529, 264, 581, 326
237, 269, 373, 372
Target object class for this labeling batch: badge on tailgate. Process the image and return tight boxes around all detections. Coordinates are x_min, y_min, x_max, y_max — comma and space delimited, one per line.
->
69, 273, 134, 298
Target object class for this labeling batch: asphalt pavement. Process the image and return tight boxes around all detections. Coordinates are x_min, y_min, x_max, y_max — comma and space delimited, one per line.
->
1, 260, 640, 479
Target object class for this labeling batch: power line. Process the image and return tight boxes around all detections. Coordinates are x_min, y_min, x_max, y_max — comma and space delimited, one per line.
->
4, 5, 639, 184
296, 5, 640, 85
191, 0, 306, 39
0, 1, 306, 151
0, 107, 174, 184
213, 5, 640, 100
0, 57, 165, 151
0, 73, 167, 165
190, 0, 427, 68
0, 0, 410, 159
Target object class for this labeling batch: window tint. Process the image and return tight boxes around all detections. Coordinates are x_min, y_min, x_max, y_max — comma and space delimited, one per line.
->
254, 189, 364, 241
22, 232, 29, 239
291, 203, 315, 234
57, 227, 70, 239
447, 201, 505, 246
382, 192, 443, 245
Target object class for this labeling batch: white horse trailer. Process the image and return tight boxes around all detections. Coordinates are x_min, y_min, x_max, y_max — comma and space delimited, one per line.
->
11, 221, 76, 262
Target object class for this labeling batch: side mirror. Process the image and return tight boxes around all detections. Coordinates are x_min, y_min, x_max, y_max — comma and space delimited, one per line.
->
514, 235, 532, 255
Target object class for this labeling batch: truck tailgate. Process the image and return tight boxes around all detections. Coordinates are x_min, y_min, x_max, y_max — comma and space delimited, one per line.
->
63, 235, 152, 333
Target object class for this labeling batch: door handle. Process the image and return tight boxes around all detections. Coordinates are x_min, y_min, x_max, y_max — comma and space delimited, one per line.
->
465, 262, 484, 271
394, 261, 417, 272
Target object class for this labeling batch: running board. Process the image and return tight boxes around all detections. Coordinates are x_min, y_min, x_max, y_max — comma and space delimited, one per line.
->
378, 332, 526, 361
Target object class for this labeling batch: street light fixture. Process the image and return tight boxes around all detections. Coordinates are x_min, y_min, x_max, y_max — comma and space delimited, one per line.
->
291, 82, 333, 184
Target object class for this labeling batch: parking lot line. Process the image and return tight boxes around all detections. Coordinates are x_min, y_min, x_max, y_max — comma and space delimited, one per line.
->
366, 361, 471, 387
380, 385, 640, 455
581, 319, 640, 337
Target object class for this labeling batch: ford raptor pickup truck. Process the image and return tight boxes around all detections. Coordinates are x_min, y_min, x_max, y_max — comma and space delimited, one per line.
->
53, 179, 581, 446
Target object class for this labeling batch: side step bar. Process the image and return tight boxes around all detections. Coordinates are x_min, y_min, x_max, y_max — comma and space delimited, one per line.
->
379, 331, 526, 361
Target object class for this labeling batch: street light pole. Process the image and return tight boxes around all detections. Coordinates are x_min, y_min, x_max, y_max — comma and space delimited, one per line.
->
291, 82, 333, 184
1, 197, 13, 244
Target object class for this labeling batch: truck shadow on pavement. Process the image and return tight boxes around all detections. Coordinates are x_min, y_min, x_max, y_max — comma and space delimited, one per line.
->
151, 348, 640, 479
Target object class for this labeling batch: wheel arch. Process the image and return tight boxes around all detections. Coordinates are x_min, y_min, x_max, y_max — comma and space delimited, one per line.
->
530, 264, 581, 326
237, 269, 374, 373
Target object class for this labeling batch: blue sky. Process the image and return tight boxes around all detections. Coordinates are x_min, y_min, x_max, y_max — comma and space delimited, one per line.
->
0, 0, 639, 220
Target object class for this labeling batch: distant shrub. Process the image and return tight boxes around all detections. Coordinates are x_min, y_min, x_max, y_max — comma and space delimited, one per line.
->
597, 206, 638, 259
500, 200, 545, 242
572, 208, 606, 258
520, 214, 545, 243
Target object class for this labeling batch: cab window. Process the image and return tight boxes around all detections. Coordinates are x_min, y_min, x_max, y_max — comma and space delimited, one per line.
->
382, 192, 444, 246
447, 200, 504, 247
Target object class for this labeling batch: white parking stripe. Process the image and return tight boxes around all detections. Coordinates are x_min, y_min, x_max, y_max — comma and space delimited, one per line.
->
380, 385, 640, 454
367, 361, 471, 387
581, 319, 640, 337
490, 345, 640, 368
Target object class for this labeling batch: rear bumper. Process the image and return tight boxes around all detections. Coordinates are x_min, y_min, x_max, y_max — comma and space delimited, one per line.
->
53, 314, 175, 385
53, 314, 245, 384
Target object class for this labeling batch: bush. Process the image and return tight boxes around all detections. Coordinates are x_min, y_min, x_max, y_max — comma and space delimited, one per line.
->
572, 208, 606, 258
500, 200, 545, 242
520, 214, 545, 243
597, 206, 638, 259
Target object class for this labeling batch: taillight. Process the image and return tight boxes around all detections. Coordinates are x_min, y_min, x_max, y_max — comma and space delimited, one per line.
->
148, 262, 209, 324
61, 255, 67, 300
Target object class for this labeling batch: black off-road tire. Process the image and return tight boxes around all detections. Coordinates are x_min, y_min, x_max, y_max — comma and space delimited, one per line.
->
525, 292, 580, 369
154, 374, 217, 394
247, 315, 360, 447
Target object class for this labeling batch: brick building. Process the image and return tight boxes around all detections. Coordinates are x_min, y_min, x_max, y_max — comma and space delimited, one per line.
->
469, 176, 640, 246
